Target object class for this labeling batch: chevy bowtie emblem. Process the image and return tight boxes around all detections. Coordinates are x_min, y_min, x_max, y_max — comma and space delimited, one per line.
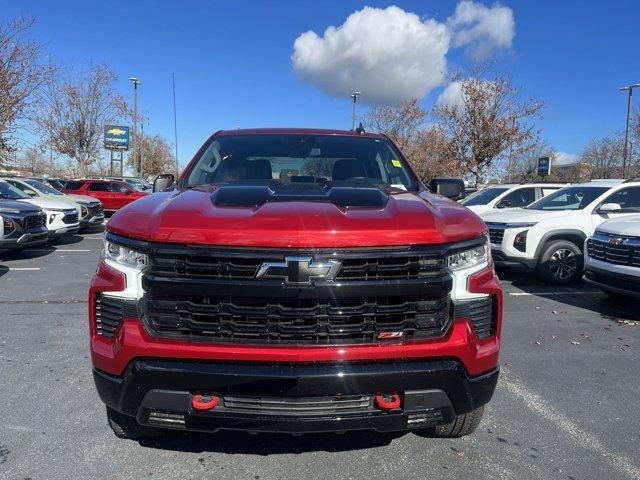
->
609, 237, 625, 246
256, 256, 341, 285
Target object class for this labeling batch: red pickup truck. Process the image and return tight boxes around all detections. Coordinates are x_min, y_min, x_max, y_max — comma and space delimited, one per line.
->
90, 128, 502, 440
64, 179, 147, 211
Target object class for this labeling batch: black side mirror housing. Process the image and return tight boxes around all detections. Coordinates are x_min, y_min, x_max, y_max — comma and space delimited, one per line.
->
429, 177, 466, 201
496, 199, 512, 209
153, 174, 175, 193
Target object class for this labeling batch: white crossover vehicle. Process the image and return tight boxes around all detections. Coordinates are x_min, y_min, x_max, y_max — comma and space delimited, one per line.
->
0, 179, 79, 239
3, 177, 104, 231
461, 183, 565, 214
584, 214, 640, 299
481, 179, 640, 284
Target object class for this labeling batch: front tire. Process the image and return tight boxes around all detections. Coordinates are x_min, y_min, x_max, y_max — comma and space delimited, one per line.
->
106, 406, 163, 440
426, 406, 485, 438
537, 240, 582, 284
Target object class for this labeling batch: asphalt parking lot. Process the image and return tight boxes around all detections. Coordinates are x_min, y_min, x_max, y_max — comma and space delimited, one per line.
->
0, 228, 639, 480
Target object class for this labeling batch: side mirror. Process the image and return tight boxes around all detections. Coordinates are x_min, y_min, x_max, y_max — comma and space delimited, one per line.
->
124, 190, 132, 195
429, 178, 466, 201
153, 174, 175, 193
27, 190, 37, 197
496, 199, 512, 209
597, 202, 622, 214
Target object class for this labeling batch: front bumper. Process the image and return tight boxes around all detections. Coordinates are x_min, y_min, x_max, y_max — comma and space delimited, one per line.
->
0, 228, 49, 252
583, 266, 640, 299
94, 358, 499, 434
48, 224, 80, 238
491, 248, 537, 269
80, 214, 105, 228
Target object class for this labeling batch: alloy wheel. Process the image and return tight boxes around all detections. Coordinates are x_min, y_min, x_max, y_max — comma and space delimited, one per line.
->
548, 248, 578, 281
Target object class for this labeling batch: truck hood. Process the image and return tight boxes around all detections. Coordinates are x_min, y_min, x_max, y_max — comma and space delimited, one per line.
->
480, 207, 576, 224
597, 214, 640, 237
107, 185, 487, 248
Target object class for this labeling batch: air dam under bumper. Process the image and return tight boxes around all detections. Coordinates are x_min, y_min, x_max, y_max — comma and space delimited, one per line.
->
93, 358, 498, 433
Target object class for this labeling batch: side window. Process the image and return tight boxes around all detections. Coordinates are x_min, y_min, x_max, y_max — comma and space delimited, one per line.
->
65, 181, 84, 190
8, 181, 36, 195
501, 188, 536, 208
110, 183, 129, 193
602, 187, 640, 213
88, 182, 109, 192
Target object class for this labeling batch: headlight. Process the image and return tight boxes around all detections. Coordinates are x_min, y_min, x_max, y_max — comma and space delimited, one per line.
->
446, 240, 490, 271
103, 240, 148, 270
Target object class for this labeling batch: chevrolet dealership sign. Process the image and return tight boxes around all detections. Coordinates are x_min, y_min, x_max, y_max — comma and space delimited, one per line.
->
104, 125, 130, 150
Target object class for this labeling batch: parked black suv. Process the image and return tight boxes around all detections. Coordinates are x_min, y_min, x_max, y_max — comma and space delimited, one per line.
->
0, 200, 48, 253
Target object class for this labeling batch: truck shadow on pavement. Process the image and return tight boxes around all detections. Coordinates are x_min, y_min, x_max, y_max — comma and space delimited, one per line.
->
0, 264, 7, 278
139, 429, 408, 454
496, 267, 639, 322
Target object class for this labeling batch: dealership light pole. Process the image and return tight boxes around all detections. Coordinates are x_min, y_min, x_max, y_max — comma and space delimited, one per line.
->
620, 83, 640, 178
129, 77, 142, 174
350, 91, 361, 130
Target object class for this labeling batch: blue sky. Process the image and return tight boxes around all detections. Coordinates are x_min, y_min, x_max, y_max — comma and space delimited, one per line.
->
3, 0, 640, 170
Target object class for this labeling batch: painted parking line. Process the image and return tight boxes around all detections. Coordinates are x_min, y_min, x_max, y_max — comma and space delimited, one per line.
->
26, 248, 91, 253
509, 291, 601, 296
7, 267, 41, 271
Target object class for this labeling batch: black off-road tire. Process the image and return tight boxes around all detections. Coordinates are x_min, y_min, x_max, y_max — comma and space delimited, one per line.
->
427, 406, 485, 438
106, 406, 163, 440
537, 240, 583, 285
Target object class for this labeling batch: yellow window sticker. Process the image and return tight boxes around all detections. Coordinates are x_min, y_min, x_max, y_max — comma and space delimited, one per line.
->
391, 159, 402, 168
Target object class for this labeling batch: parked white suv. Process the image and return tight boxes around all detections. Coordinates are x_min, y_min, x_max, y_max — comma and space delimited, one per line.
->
583, 214, 640, 299
461, 183, 566, 214
0, 179, 80, 239
480, 179, 640, 284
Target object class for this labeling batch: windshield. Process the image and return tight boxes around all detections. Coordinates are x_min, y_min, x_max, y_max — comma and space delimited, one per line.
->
123, 179, 149, 191
527, 186, 609, 210
461, 187, 509, 206
184, 134, 418, 191
0, 181, 30, 200
26, 179, 62, 195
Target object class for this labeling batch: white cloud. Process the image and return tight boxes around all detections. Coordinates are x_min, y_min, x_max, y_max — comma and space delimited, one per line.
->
435, 81, 463, 109
447, 1, 515, 59
291, 6, 450, 104
553, 151, 579, 166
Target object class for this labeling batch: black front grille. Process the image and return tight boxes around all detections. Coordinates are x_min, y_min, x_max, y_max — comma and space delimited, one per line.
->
91, 204, 103, 216
21, 213, 45, 230
94, 294, 139, 338
148, 247, 446, 281
63, 211, 79, 224
221, 394, 374, 416
453, 296, 497, 339
144, 294, 451, 345
587, 236, 640, 267
487, 226, 505, 245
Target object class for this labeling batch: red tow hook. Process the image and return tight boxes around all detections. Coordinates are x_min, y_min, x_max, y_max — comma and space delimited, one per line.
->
374, 391, 402, 410
192, 392, 219, 411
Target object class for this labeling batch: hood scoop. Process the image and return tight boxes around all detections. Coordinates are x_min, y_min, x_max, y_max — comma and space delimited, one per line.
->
211, 180, 388, 208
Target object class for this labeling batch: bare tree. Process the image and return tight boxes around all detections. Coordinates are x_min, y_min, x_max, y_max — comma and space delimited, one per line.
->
433, 71, 544, 183
505, 139, 552, 182
17, 146, 49, 175
131, 132, 177, 177
580, 135, 623, 179
364, 100, 460, 182
34, 63, 128, 176
0, 16, 53, 165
